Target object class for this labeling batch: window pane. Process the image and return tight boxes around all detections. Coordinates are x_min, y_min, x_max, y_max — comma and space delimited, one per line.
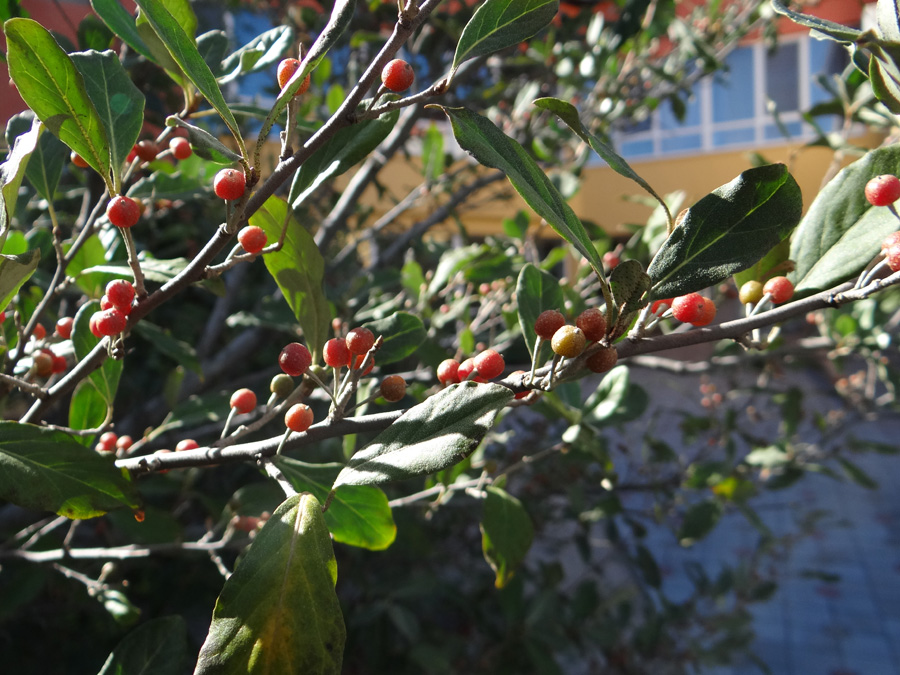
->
765, 121, 803, 140
713, 47, 755, 122
660, 95, 700, 130
810, 38, 849, 105
713, 127, 755, 147
619, 139, 654, 157
661, 134, 702, 153
766, 42, 799, 112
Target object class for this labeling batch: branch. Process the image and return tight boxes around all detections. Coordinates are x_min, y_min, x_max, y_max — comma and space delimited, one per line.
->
368, 169, 507, 268
116, 410, 403, 474
0, 538, 244, 563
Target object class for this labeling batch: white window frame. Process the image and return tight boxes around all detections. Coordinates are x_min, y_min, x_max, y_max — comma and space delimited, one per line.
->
607, 34, 838, 162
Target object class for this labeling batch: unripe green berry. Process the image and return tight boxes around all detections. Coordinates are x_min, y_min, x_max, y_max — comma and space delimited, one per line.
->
270, 373, 294, 398
551, 325, 586, 358
739, 280, 764, 305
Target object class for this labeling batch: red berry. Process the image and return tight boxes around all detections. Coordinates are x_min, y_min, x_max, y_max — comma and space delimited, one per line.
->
865, 174, 900, 207
886, 243, 900, 272
586, 346, 618, 373
55, 316, 74, 339
650, 298, 673, 315
126, 147, 138, 164
576, 308, 607, 342
230, 388, 257, 414
89, 313, 103, 338
169, 137, 192, 160
551, 325, 586, 358
277, 58, 311, 96
116, 435, 134, 451
473, 349, 505, 380
95, 308, 127, 336
134, 140, 159, 162
95, 440, 116, 453
763, 276, 794, 304
534, 309, 565, 340
100, 295, 114, 311
692, 297, 717, 326
381, 59, 415, 92
51, 353, 67, 374
279, 342, 312, 377
99, 431, 118, 447
285, 403, 314, 432
176, 439, 199, 452
346, 327, 375, 355
380, 375, 406, 402
882, 231, 900, 252
603, 251, 620, 269
106, 279, 135, 313
213, 169, 246, 201
70, 152, 89, 168
671, 293, 707, 324
106, 195, 141, 228
323, 338, 351, 368
238, 226, 267, 255
351, 354, 375, 376
31, 323, 46, 341
32, 350, 53, 377
437, 358, 460, 385
0, 311, 5, 324
458, 357, 477, 381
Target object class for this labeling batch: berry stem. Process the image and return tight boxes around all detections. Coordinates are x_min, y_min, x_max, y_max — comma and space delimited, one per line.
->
856, 258, 889, 289
220, 407, 237, 439
747, 293, 772, 317
120, 228, 147, 299
305, 368, 338, 405
526, 336, 542, 385
260, 457, 297, 498
275, 427, 292, 456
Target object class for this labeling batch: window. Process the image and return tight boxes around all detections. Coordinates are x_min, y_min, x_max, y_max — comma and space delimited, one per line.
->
610, 35, 848, 160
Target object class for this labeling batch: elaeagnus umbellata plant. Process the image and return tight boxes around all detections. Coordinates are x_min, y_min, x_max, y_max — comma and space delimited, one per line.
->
2, 0, 900, 672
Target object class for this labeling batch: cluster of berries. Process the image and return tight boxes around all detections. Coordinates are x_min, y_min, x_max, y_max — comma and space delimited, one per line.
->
89, 279, 136, 338
437, 348, 506, 386
94, 431, 133, 454
535, 308, 618, 374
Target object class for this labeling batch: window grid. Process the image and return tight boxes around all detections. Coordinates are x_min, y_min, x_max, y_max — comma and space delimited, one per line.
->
611, 35, 833, 162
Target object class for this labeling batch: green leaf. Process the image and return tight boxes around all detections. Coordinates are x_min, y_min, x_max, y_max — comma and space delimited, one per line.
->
333, 381, 513, 488
70, 50, 144, 192
361, 312, 425, 365
250, 196, 330, 360
422, 122, 445, 182
452, 0, 559, 75
218, 25, 294, 84
733, 238, 791, 289
516, 263, 563, 359
275, 459, 396, 550
678, 499, 723, 545
647, 164, 802, 300
435, 106, 606, 281
165, 116, 243, 164
791, 145, 900, 294
1, 112, 41, 237
23, 116, 67, 202
635, 544, 661, 588
0, 421, 141, 518
583, 365, 648, 426
77, 14, 114, 51
98, 616, 189, 675
197, 30, 229, 75
5, 18, 112, 190
90, 0, 155, 62
0, 248, 39, 314
68, 301, 122, 437
132, 0, 244, 156
771, 0, 862, 42
609, 259, 650, 328
533, 97, 671, 224
838, 457, 878, 489
480, 486, 533, 589
259, 0, 355, 143
133, 321, 201, 374
194, 493, 345, 675
290, 102, 399, 207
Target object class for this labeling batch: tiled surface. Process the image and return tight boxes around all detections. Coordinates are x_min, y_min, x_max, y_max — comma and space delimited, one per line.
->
675, 449, 900, 675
